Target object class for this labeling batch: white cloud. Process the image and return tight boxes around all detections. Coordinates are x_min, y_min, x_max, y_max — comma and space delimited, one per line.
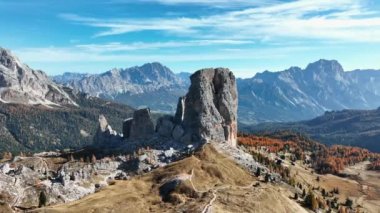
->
114, 0, 279, 7
60, 0, 380, 42
15, 44, 315, 63
75, 40, 254, 52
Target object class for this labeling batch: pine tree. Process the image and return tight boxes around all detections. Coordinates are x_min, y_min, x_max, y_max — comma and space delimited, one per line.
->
322, 188, 326, 197
345, 198, 353, 208
255, 167, 261, 177
39, 191, 47, 207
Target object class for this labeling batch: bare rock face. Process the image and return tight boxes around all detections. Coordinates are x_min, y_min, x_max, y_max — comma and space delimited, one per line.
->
123, 108, 155, 139
156, 115, 175, 138
0, 47, 77, 106
174, 97, 186, 123
122, 118, 133, 138
174, 68, 238, 146
94, 115, 122, 145
172, 125, 185, 141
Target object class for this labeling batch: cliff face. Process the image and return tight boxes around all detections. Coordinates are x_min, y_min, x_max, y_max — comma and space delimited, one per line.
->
174, 68, 238, 146
0, 47, 77, 106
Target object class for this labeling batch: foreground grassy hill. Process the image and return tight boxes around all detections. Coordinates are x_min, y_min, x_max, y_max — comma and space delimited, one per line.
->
0, 88, 135, 154
37, 144, 306, 213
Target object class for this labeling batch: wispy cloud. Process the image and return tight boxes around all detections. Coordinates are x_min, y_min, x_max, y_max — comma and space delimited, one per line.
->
60, 0, 380, 42
75, 40, 254, 52
136, 0, 279, 7
15, 44, 315, 63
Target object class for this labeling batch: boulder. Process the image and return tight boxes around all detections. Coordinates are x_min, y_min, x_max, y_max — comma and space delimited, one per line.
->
175, 68, 238, 146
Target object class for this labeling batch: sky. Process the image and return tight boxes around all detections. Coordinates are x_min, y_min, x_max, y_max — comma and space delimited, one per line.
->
0, 0, 380, 78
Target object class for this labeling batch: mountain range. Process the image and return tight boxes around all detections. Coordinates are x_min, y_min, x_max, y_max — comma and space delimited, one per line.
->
54, 59, 380, 124
2, 46, 380, 153
238, 60, 380, 123
53, 63, 189, 113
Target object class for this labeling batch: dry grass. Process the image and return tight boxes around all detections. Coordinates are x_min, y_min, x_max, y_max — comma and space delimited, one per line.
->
290, 161, 380, 213
213, 184, 307, 213
35, 144, 305, 213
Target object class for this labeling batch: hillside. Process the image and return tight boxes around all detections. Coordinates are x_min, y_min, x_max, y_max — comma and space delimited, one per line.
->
37, 144, 306, 213
0, 88, 135, 153
238, 134, 380, 212
242, 108, 380, 152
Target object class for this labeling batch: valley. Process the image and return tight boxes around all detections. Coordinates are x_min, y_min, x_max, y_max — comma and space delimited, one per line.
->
243, 108, 380, 152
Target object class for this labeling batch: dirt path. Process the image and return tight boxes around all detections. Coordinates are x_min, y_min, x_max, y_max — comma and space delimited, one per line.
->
188, 168, 258, 213
201, 190, 217, 213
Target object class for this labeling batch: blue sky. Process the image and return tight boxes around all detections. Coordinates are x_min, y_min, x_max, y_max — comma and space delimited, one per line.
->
1, 0, 380, 77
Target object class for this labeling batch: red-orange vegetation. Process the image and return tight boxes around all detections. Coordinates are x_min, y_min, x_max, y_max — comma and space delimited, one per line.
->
238, 132, 380, 174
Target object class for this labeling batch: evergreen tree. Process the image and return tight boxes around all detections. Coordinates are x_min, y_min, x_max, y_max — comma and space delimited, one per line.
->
345, 198, 353, 208
322, 188, 326, 197
39, 191, 47, 207
255, 167, 261, 177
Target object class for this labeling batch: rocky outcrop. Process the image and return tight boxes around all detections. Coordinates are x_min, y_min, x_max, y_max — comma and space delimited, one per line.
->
175, 68, 237, 146
156, 116, 175, 138
94, 115, 122, 145
0, 156, 122, 210
0, 47, 77, 106
123, 108, 155, 140
96, 68, 238, 147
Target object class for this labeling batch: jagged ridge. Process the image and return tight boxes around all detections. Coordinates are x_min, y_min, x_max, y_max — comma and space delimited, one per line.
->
0, 47, 77, 106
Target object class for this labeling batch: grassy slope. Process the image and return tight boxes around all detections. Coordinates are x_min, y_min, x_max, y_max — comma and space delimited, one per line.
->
38, 144, 306, 213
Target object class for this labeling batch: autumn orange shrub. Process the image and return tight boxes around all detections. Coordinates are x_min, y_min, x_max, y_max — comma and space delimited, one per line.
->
238, 132, 380, 174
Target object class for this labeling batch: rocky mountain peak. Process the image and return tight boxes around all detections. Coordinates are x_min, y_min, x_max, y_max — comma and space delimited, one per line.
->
0, 47, 25, 71
138, 62, 177, 81
0, 47, 77, 106
305, 59, 344, 75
